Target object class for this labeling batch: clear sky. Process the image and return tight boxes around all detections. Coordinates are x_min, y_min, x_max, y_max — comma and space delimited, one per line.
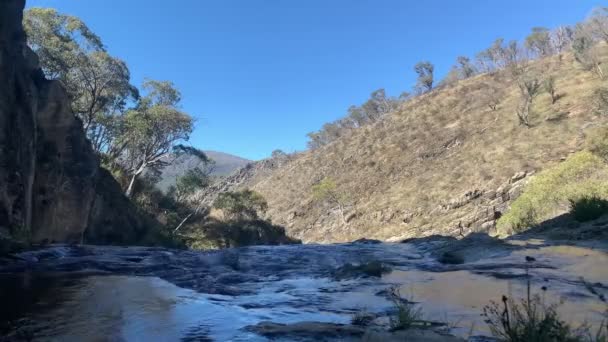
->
26, 0, 600, 160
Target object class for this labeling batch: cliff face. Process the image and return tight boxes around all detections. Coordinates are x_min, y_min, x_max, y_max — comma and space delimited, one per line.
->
0, 0, 147, 245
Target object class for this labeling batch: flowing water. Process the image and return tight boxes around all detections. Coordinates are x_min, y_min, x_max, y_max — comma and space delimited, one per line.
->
0, 238, 606, 341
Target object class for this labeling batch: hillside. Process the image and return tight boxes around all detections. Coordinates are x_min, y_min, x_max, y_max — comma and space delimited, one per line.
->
204, 49, 608, 243
156, 151, 251, 191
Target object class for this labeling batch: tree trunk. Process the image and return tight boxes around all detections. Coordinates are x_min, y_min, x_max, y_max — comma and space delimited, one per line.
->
125, 173, 137, 198
337, 203, 348, 226
173, 213, 194, 233
596, 63, 605, 79
125, 163, 146, 198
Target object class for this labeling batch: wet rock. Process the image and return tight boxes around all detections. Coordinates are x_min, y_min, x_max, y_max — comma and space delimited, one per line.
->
401, 235, 457, 245
432, 233, 517, 264
437, 251, 465, 265
246, 321, 365, 339
353, 238, 382, 244
363, 329, 465, 342
334, 261, 392, 279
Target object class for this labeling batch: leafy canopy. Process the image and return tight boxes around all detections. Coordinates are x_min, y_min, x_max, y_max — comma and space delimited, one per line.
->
213, 190, 268, 221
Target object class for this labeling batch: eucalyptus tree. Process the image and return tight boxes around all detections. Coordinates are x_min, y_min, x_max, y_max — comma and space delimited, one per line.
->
525, 27, 554, 58
414, 61, 434, 93
456, 56, 476, 79
572, 24, 604, 79
23, 8, 137, 154
120, 80, 194, 197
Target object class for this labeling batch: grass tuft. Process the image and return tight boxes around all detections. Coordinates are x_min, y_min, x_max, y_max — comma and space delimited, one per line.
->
387, 286, 424, 331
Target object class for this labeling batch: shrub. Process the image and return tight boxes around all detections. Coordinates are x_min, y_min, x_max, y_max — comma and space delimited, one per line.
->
570, 196, 608, 222
187, 219, 300, 249
483, 294, 581, 342
586, 126, 608, 161
592, 88, 608, 116
213, 190, 268, 221
497, 151, 608, 233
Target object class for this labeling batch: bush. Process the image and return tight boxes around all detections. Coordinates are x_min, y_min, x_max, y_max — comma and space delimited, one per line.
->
186, 219, 300, 249
586, 126, 608, 161
483, 294, 581, 342
497, 151, 608, 233
570, 196, 608, 222
592, 88, 608, 116
213, 190, 268, 221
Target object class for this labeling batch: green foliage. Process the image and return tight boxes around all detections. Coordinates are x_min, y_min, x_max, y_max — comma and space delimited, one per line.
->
570, 196, 608, 222
121, 80, 194, 197
306, 89, 401, 149
186, 219, 299, 249
525, 27, 554, 58
483, 294, 581, 342
312, 178, 339, 202
497, 151, 608, 233
586, 126, 608, 160
23, 8, 103, 78
173, 145, 209, 163
24, 8, 137, 153
312, 178, 351, 224
213, 190, 268, 221
174, 167, 210, 199
388, 287, 424, 331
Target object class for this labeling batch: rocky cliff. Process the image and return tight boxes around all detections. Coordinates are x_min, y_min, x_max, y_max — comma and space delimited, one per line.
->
0, 0, 149, 246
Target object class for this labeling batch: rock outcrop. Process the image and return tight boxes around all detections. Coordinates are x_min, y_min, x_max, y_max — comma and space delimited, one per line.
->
0, 0, 149, 245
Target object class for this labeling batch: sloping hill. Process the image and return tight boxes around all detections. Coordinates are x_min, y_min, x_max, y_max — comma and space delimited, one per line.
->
202, 50, 608, 243
156, 151, 251, 191
205, 151, 252, 176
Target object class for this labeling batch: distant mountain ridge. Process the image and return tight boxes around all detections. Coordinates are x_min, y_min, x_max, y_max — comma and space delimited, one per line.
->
156, 150, 251, 191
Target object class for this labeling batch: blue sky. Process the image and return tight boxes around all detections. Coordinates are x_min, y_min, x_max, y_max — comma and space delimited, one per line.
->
27, 0, 600, 160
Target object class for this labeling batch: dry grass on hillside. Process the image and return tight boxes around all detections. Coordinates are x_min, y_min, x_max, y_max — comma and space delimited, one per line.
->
239, 50, 608, 243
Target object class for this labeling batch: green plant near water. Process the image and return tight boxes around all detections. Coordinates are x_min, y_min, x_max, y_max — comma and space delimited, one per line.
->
483, 294, 581, 342
483, 258, 608, 342
351, 308, 375, 326
388, 286, 424, 331
484, 295, 608, 342
497, 151, 608, 233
